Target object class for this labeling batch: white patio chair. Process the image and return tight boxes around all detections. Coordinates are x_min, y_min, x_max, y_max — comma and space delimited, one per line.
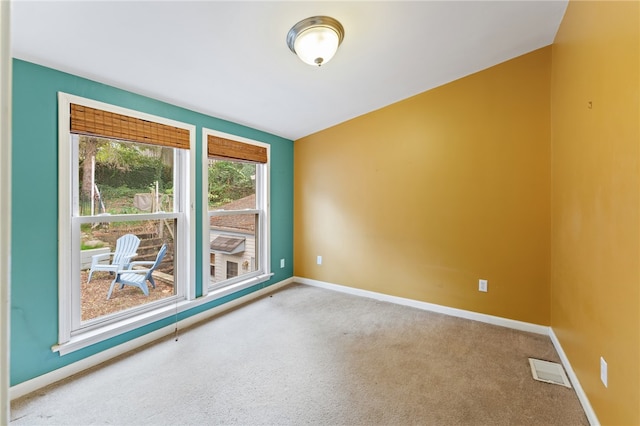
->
108, 244, 167, 299
87, 234, 140, 283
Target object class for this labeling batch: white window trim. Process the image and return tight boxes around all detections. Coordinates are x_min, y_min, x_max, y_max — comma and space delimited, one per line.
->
56, 92, 196, 355
201, 128, 271, 299
0, 2, 11, 421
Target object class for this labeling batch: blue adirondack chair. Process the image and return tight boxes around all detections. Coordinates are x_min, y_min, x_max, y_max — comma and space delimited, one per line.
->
107, 244, 167, 299
87, 234, 140, 282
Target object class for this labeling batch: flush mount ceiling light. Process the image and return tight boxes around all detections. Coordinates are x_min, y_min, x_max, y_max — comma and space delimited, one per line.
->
286, 16, 345, 67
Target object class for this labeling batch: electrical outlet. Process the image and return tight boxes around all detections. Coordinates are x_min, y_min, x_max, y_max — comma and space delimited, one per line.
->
317, 255, 322, 265
280, 258, 285, 268
600, 357, 608, 387
479, 279, 488, 292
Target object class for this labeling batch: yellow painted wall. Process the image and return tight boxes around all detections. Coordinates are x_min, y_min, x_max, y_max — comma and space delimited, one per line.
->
551, 1, 640, 425
295, 48, 552, 325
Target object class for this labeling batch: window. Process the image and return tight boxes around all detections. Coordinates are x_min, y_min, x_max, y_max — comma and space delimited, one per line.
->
226, 261, 238, 279
75, 137, 178, 319
203, 129, 270, 297
57, 93, 195, 354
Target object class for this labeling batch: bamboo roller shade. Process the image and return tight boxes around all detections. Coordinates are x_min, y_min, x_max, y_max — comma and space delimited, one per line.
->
70, 104, 190, 150
208, 135, 267, 163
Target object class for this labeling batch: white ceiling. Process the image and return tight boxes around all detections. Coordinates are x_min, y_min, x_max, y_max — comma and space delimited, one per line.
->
11, 1, 568, 141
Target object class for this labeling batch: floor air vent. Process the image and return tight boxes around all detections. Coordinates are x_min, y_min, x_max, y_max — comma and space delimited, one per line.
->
528, 358, 572, 388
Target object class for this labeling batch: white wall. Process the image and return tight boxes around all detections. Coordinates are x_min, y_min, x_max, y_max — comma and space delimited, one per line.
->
0, 0, 12, 422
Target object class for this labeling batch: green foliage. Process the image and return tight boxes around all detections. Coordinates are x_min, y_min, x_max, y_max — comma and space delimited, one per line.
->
92, 162, 171, 191
98, 185, 138, 200
81, 241, 104, 250
79, 138, 173, 191
94, 186, 143, 214
113, 206, 142, 215
208, 161, 255, 207
77, 137, 175, 216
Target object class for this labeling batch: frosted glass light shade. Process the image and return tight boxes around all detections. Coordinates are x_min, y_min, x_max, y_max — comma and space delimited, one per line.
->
287, 16, 344, 67
294, 26, 340, 66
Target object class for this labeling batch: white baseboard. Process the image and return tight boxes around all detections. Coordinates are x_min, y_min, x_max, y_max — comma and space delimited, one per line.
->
549, 328, 600, 426
296, 277, 549, 335
10, 278, 294, 401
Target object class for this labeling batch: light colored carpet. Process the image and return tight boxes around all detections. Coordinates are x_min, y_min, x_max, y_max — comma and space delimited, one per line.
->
11, 283, 588, 425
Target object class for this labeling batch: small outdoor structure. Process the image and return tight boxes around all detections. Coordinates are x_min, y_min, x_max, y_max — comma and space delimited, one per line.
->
210, 236, 245, 254
209, 195, 256, 282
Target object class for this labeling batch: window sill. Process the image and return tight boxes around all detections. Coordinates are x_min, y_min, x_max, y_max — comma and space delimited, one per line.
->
52, 272, 273, 356
205, 272, 274, 301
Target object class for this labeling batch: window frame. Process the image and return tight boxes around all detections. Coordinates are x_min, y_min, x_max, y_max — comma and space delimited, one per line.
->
56, 92, 196, 355
201, 128, 271, 299
226, 261, 238, 279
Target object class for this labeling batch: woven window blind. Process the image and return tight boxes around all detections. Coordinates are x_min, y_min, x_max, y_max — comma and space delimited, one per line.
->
70, 104, 190, 150
207, 135, 267, 163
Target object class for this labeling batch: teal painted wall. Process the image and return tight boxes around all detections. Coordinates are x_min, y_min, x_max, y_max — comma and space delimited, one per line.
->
10, 59, 294, 385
